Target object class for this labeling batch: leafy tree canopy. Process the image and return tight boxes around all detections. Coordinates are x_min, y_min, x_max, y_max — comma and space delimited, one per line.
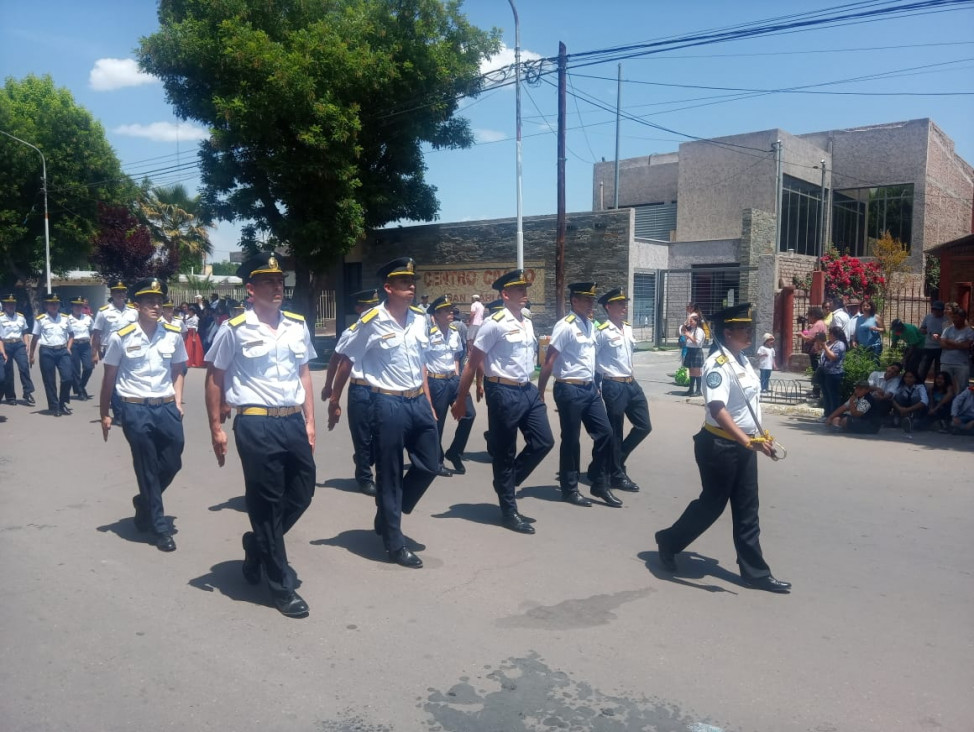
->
90, 203, 180, 286
138, 0, 500, 308
0, 75, 134, 288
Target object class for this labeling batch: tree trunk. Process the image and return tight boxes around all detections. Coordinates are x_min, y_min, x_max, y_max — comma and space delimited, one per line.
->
290, 257, 317, 327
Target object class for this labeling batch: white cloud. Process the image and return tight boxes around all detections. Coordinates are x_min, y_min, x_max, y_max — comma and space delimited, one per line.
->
113, 122, 209, 143
474, 128, 508, 144
480, 43, 543, 76
89, 58, 157, 91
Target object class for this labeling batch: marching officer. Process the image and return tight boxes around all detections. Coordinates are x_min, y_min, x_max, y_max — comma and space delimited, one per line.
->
537, 283, 620, 508
590, 288, 651, 492
320, 289, 380, 496
654, 303, 791, 593
205, 253, 317, 618
453, 270, 554, 534
426, 295, 475, 475
29, 292, 75, 416
100, 278, 186, 553
92, 281, 138, 422
68, 297, 95, 400
328, 258, 439, 569
1, 293, 35, 405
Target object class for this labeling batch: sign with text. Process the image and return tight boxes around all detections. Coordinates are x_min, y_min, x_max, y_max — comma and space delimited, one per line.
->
418, 261, 546, 311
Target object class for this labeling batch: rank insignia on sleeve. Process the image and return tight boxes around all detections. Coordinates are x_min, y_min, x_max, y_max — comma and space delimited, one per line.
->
706, 372, 723, 388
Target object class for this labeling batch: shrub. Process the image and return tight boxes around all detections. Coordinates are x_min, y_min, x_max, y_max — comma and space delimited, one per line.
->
841, 346, 879, 400
674, 366, 689, 386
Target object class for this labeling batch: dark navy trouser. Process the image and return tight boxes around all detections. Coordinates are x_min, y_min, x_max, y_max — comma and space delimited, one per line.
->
598, 378, 652, 483
484, 381, 554, 515
428, 375, 475, 461
347, 382, 375, 485
2, 341, 33, 399
552, 380, 612, 490
39, 346, 73, 410
71, 340, 94, 394
371, 392, 439, 553
234, 411, 315, 598
122, 401, 185, 535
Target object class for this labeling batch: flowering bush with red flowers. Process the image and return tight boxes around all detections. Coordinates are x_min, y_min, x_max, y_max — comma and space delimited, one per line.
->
820, 252, 885, 301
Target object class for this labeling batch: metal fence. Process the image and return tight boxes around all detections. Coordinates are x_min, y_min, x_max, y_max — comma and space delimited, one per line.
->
656, 266, 759, 346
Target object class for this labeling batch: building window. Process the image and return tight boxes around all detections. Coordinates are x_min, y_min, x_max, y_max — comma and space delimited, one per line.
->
632, 272, 656, 329
633, 202, 677, 241
779, 175, 824, 256
832, 183, 913, 256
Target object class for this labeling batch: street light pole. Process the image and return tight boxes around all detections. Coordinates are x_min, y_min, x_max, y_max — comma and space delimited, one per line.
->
1, 129, 52, 293
507, 0, 524, 270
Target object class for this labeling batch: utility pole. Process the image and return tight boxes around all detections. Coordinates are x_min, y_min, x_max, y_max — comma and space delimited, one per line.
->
1, 129, 52, 293
555, 42, 567, 319
507, 0, 524, 270
613, 63, 622, 209
773, 139, 783, 256
818, 159, 827, 258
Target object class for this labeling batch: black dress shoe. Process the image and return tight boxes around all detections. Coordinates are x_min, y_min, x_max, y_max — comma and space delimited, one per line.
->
132, 496, 151, 533
358, 480, 377, 496
591, 485, 623, 507
655, 531, 677, 571
561, 490, 592, 507
25, 394, 35, 406
388, 547, 423, 568
435, 465, 453, 478
59, 404, 72, 415
743, 575, 791, 593
5, 398, 17, 406
501, 513, 536, 534
52, 408, 62, 417
612, 476, 640, 492
155, 533, 176, 552
80, 389, 89, 400
273, 591, 310, 618
444, 452, 466, 474
241, 532, 261, 585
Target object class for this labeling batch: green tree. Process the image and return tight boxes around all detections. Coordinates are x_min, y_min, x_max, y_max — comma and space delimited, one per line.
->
209, 260, 238, 276
138, 0, 499, 314
138, 182, 213, 274
0, 75, 134, 289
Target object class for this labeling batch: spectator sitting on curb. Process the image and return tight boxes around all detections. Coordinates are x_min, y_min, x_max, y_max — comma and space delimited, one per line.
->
891, 370, 928, 433
867, 362, 902, 424
920, 371, 954, 432
826, 380, 882, 434
949, 384, 974, 434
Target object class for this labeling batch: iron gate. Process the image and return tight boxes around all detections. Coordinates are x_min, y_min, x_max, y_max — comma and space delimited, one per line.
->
655, 265, 758, 346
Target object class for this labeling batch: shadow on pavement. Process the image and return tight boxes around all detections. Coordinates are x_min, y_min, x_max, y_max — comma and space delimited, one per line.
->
311, 529, 426, 563
207, 495, 247, 512
637, 550, 743, 595
430, 502, 501, 527
463, 450, 492, 464
187, 561, 272, 610
515, 484, 564, 503
784, 416, 974, 452
317, 477, 362, 493
97, 515, 178, 544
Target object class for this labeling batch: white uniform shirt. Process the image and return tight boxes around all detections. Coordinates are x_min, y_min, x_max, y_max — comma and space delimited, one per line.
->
474, 307, 537, 383
93, 303, 138, 345
104, 322, 187, 398
206, 310, 316, 407
867, 371, 901, 396
335, 325, 366, 380
336, 303, 429, 391
32, 313, 72, 347
161, 314, 187, 335
549, 312, 596, 381
67, 313, 93, 340
594, 319, 635, 378
1, 311, 29, 340
702, 349, 762, 434
425, 323, 462, 375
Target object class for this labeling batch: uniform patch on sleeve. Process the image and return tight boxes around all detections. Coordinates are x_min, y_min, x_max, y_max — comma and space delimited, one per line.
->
705, 371, 723, 389
715, 354, 728, 366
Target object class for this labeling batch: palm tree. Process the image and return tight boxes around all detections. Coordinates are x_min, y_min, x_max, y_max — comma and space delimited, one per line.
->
138, 183, 214, 273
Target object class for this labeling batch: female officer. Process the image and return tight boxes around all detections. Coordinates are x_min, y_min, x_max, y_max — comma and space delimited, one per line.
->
654, 304, 791, 594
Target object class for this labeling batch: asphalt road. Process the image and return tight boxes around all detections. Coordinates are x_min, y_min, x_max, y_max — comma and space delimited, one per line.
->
1, 355, 971, 732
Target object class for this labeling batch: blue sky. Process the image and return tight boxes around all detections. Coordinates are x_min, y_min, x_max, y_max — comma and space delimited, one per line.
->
2, 0, 972, 262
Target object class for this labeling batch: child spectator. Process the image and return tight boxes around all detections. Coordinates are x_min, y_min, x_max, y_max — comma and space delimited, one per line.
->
920, 371, 954, 432
950, 384, 974, 434
827, 380, 882, 434
891, 370, 928, 433
757, 333, 775, 392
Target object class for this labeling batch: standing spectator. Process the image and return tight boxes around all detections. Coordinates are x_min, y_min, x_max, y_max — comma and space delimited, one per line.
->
828, 297, 849, 334
917, 301, 946, 382
854, 301, 884, 362
467, 294, 484, 350
681, 314, 705, 396
800, 306, 827, 399
920, 371, 954, 432
891, 370, 928, 433
209, 293, 220, 310
757, 333, 775, 392
842, 298, 862, 342
817, 325, 847, 419
949, 384, 974, 433
890, 319, 924, 374
939, 307, 973, 391
183, 304, 205, 367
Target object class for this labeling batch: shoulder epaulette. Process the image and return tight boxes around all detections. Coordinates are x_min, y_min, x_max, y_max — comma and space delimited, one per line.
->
36, 313, 47, 320
491, 310, 506, 322
715, 354, 728, 366
126, 303, 137, 309
17, 312, 24, 318
522, 311, 532, 319
98, 304, 109, 311
565, 313, 577, 323
597, 321, 610, 330
623, 320, 630, 326
449, 323, 458, 330
117, 323, 137, 337
409, 305, 426, 315
430, 325, 440, 335
347, 321, 358, 332
360, 307, 379, 324
282, 310, 304, 322
228, 313, 247, 327
163, 322, 181, 333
